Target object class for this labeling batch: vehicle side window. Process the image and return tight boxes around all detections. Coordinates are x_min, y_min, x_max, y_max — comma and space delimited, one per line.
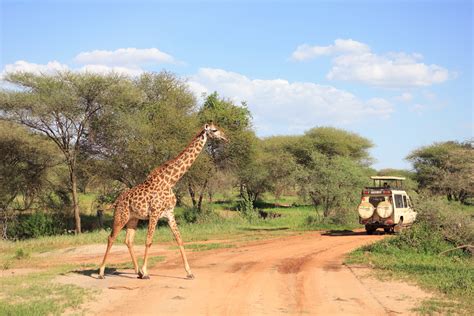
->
394, 194, 404, 208
403, 196, 407, 208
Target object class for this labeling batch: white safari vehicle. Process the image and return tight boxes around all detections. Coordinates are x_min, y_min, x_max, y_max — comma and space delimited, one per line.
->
358, 176, 417, 234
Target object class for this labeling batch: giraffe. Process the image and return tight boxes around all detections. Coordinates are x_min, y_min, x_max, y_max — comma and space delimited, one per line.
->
98, 123, 227, 279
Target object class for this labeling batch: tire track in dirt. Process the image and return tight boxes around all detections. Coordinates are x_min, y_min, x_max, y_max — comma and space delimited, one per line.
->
57, 231, 431, 315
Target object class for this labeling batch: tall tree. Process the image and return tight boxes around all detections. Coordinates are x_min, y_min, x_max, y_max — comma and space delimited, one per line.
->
186, 92, 254, 209
407, 141, 473, 203
88, 71, 199, 190
0, 121, 58, 238
0, 72, 133, 233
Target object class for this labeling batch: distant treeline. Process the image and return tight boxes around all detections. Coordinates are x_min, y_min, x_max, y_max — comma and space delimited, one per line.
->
0, 71, 472, 236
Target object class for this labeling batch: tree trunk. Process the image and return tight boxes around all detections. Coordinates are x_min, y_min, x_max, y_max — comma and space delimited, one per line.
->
197, 179, 208, 212
188, 182, 197, 208
69, 165, 81, 234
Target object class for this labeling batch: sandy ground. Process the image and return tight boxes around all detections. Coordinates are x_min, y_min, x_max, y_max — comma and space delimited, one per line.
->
55, 230, 431, 315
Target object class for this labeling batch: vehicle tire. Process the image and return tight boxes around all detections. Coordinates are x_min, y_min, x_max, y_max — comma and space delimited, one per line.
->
383, 227, 392, 234
365, 225, 375, 235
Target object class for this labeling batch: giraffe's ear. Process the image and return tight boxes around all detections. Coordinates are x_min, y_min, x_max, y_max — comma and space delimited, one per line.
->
204, 123, 210, 131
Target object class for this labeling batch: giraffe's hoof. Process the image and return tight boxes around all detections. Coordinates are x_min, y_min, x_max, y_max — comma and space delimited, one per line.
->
186, 273, 195, 280
138, 270, 150, 279
98, 274, 105, 280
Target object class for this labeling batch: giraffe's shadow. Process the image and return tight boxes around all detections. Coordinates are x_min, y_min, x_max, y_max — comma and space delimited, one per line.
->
70, 268, 190, 280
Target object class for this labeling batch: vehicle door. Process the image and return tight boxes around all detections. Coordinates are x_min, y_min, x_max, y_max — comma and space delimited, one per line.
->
393, 193, 407, 224
403, 195, 416, 223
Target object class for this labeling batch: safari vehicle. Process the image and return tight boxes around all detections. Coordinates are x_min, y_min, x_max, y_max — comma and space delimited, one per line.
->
357, 176, 417, 234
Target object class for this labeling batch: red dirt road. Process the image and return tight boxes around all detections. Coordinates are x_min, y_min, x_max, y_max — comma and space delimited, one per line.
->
61, 231, 430, 315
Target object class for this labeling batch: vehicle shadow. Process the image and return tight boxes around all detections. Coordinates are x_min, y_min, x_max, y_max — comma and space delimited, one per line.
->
322, 229, 387, 237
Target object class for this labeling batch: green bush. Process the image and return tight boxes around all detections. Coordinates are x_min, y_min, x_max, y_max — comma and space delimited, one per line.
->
237, 189, 258, 222
413, 196, 474, 249
7, 212, 65, 240
182, 207, 199, 223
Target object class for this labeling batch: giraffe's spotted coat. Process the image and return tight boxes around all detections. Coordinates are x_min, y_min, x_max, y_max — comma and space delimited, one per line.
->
98, 124, 227, 279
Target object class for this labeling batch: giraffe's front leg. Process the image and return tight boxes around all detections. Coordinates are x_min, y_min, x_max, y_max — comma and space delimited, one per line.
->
139, 215, 159, 279
168, 212, 194, 279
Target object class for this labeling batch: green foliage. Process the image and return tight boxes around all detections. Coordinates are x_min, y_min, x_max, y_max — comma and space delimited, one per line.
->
7, 212, 65, 240
407, 141, 473, 203
14, 248, 30, 260
298, 127, 374, 166
298, 152, 368, 219
0, 121, 59, 238
237, 187, 258, 222
182, 207, 199, 223
89, 71, 199, 187
412, 196, 474, 247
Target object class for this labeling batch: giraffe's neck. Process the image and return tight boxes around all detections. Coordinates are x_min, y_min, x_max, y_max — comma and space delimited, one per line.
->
149, 129, 207, 186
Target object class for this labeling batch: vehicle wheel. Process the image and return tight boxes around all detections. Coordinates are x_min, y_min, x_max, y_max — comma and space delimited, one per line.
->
383, 227, 392, 234
365, 225, 375, 235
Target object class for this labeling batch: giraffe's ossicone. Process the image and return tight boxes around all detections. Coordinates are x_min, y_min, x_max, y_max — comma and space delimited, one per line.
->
98, 123, 228, 279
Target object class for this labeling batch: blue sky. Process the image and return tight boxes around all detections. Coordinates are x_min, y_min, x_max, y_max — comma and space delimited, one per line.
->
1, 0, 472, 170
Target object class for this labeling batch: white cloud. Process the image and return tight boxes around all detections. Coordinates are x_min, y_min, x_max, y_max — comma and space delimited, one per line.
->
395, 92, 413, 102
74, 48, 176, 66
2, 60, 69, 77
291, 39, 451, 87
189, 68, 393, 135
291, 39, 370, 61
410, 103, 428, 114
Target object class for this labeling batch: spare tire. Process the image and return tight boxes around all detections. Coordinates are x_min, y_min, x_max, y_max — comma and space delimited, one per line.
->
376, 200, 393, 218
358, 202, 374, 219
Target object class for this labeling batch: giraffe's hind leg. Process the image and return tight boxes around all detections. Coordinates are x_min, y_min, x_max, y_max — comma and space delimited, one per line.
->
98, 208, 128, 279
138, 214, 159, 279
125, 218, 139, 275
167, 211, 194, 279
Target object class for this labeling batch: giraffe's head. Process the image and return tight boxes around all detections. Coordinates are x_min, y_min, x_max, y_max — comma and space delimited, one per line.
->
204, 123, 228, 142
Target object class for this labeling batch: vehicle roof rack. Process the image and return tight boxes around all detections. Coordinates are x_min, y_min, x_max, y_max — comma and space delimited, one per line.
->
370, 176, 406, 181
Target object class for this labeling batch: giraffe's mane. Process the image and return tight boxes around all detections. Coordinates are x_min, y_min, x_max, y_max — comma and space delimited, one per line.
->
146, 128, 206, 180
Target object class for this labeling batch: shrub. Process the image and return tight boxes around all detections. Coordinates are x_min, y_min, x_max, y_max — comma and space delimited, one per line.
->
7, 211, 65, 240
182, 207, 199, 223
413, 196, 474, 249
237, 189, 258, 222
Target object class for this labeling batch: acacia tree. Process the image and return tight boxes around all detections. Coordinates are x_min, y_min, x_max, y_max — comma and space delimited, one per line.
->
287, 127, 373, 220
186, 92, 254, 210
407, 141, 473, 203
298, 152, 368, 218
0, 121, 57, 238
88, 71, 199, 189
0, 72, 132, 233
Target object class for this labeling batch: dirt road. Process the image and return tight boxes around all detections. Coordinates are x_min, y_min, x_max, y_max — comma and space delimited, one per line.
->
59, 231, 430, 315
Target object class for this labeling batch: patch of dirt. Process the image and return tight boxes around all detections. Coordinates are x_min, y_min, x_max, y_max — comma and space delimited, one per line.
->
276, 255, 311, 274
226, 261, 258, 273
53, 230, 432, 315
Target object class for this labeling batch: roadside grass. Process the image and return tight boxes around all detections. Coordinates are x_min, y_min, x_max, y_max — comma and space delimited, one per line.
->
0, 265, 96, 316
347, 223, 473, 314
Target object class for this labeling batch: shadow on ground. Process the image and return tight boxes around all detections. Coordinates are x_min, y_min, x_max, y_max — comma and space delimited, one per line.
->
323, 229, 388, 237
